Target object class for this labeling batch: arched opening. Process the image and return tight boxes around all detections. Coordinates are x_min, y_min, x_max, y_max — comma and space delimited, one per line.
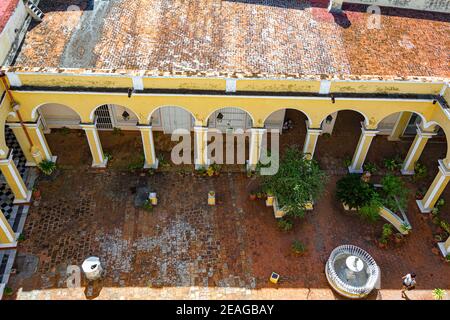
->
263, 108, 309, 158
34, 103, 90, 166
370, 111, 447, 186
362, 111, 433, 170
149, 106, 196, 167
315, 110, 367, 169
204, 107, 254, 167
91, 104, 143, 170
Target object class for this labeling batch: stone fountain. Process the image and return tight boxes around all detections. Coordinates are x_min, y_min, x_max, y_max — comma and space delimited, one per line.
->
325, 245, 380, 299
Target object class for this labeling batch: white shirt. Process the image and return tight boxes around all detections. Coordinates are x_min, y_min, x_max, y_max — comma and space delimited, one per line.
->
403, 274, 416, 286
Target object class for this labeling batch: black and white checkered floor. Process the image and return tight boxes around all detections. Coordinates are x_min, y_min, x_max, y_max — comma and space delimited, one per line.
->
0, 128, 28, 220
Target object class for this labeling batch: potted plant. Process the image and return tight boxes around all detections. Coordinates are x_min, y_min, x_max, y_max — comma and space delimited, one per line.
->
413, 162, 427, 182
277, 218, 293, 232
363, 162, 378, 175
142, 200, 153, 212
336, 174, 377, 211
291, 240, 306, 256
208, 191, 216, 206
393, 233, 404, 245
32, 187, 41, 200
262, 148, 327, 219
265, 190, 274, 206
378, 224, 393, 249
38, 159, 57, 176
432, 288, 447, 300
249, 192, 257, 201
3, 287, 13, 297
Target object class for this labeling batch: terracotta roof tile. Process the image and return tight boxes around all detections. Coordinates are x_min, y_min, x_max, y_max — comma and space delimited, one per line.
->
9, 0, 450, 78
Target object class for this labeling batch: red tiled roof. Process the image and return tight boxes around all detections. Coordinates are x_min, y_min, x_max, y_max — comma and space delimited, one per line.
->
10, 0, 450, 78
0, 0, 19, 34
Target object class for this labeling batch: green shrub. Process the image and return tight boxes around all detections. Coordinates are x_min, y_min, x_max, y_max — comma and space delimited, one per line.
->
142, 200, 153, 212
291, 240, 306, 254
400, 222, 412, 234
336, 174, 377, 210
381, 174, 409, 211
432, 288, 446, 300
383, 157, 402, 171
128, 155, 145, 171
446, 254, 450, 262
262, 148, 327, 218
60, 127, 70, 135
343, 157, 352, 168
3, 287, 13, 296
112, 127, 124, 136
277, 219, 293, 232
379, 223, 393, 244
440, 220, 450, 234
413, 162, 427, 181
158, 154, 170, 167
359, 195, 382, 222
363, 162, 378, 174
38, 160, 56, 175
104, 152, 113, 161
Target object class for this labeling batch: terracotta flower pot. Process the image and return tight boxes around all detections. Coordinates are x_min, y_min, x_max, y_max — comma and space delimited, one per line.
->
33, 190, 41, 200
249, 194, 257, 201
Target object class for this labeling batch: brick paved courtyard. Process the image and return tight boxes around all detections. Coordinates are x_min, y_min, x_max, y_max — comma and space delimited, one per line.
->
3, 123, 450, 300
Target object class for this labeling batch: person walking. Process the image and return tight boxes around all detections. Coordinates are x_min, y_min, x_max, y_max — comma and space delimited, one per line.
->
401, 272, 416, 299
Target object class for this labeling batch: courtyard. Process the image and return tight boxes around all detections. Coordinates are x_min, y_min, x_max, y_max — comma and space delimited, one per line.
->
3, 115, 450, 300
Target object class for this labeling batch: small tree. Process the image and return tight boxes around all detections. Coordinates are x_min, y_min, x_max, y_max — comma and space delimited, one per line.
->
262, 148, 327, 218
38, 160, 56, 176
380, 174, 409, 211
336, 174, 378, 210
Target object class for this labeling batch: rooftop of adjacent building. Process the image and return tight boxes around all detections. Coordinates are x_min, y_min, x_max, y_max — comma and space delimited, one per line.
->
5, 0, 450, 78
0, 0, 19, 34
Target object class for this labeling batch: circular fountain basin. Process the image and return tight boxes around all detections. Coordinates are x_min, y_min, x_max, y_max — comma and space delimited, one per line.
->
325, 245, 380, 299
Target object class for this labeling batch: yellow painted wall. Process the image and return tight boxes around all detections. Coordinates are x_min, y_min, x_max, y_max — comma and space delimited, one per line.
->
2, 72, 449, 161
143, 77, 225, 90
236, 79, 320, 92
14, 74, 133, 89
330, 81, 443, 95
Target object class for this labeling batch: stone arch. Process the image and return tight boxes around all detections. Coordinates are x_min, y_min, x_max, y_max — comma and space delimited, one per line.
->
205, 106, 254, 131
32, 102, 83, 123
90, 103, 142, 124
148, 105, 198, 125
262, 108, 312, 129
319, 109, 369, 129
205, 106, 255, 129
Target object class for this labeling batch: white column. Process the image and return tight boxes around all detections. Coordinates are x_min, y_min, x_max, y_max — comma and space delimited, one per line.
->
416, 160, 450, 213
194, 126, 209, 169
348, 123, 379, 174
438, 236, 450, 258
247, 128, 267, 170
0, 209, 17, 248
0, 151, 31, 204
303, 126, 322, 160
138, 125, 159, 169
401, 124, 436, 175
80, 123, 107, 168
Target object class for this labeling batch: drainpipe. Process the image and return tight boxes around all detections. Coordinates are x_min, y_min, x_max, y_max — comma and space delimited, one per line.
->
0, 71, 43, 163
